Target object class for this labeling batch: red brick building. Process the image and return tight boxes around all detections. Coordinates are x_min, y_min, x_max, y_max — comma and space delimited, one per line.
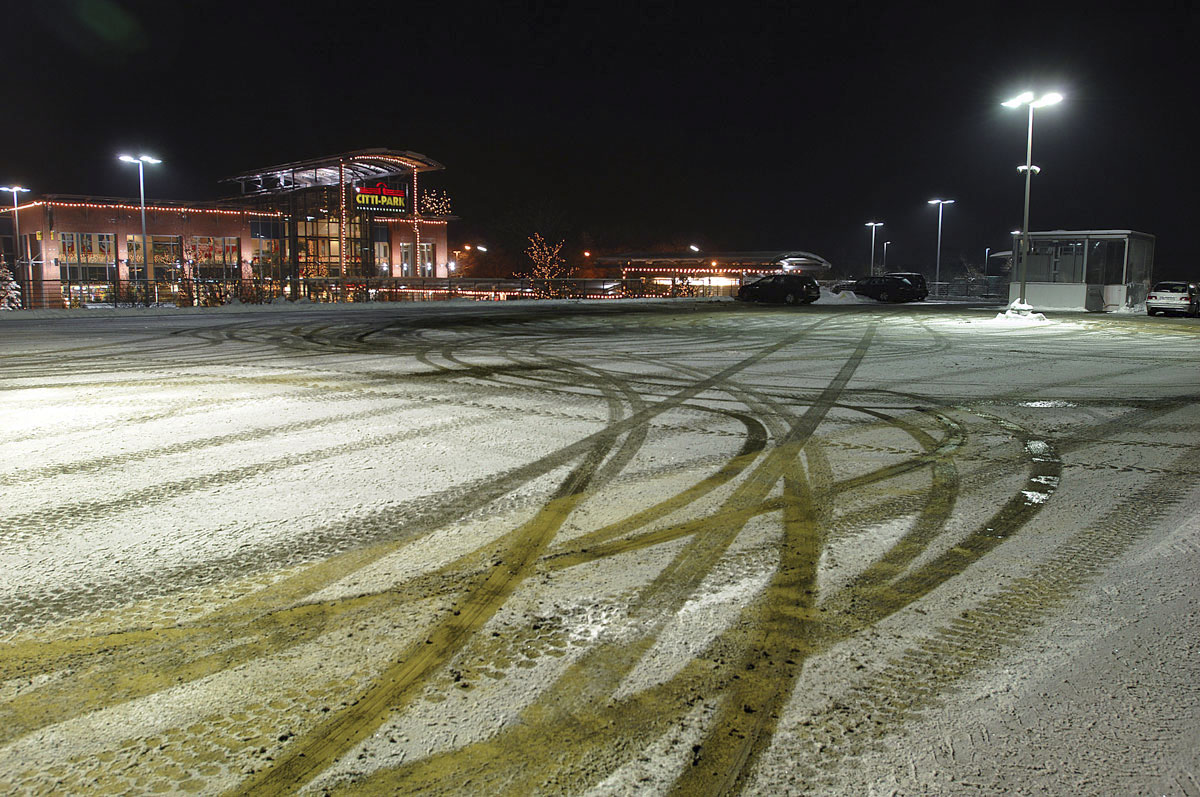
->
2, 149, 452, 307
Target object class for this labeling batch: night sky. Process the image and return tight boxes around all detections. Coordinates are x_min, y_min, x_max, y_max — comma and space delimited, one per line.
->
5, 1, 1196, 276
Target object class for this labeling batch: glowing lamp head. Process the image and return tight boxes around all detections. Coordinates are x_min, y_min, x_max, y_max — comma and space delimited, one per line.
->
1002, 91, 1035, 108
1031, 92, 1063, 108
0, 186, 30, 193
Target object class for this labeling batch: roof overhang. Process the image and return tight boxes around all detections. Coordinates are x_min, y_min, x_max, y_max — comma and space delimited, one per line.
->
223, 149, 444, 196
596, 251, 832, 270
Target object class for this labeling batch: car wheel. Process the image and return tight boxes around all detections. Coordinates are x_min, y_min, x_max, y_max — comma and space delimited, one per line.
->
878, 291, 890, 302
784, 292, 798, 305
1147, 307, 1155, 316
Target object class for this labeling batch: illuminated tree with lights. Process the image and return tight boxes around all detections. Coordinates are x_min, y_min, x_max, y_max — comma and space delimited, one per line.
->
524, 233, 572, 297
0, 260, 20, 311
420, 189, 453, 217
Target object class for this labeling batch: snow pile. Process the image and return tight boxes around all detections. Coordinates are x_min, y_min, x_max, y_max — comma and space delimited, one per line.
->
817, 287, 872, 304
994, 299, 1048, 324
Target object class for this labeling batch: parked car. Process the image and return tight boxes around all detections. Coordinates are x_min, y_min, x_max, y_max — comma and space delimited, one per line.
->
736, 273, 820, 305
833, 275, 924, 303
1146, 281, 1198, 316
884, 272, 929, 300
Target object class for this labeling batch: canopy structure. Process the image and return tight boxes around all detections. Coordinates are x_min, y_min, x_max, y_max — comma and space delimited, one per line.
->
223, 149, 444, 196
596, 250, 832, 271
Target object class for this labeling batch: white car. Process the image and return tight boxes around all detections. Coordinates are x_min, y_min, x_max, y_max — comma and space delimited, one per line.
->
1146, 281, 1197, 316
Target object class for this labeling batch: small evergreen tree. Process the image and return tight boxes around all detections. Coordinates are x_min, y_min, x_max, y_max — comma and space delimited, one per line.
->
0, 262, 21, 311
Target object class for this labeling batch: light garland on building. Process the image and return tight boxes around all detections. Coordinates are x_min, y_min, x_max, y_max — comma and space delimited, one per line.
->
1, 200, 282, 218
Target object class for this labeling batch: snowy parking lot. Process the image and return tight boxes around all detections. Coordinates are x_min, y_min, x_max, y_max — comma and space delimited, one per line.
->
1, 298, 1198, 795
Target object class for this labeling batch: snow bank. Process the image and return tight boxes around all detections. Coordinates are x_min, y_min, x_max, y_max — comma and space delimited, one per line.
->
994, 299, 1048, 324
817, 287, 873, 305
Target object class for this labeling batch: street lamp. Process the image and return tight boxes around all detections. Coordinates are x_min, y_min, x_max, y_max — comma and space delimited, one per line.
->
118, 154, 161, 294
865, 222, 883, 275
927, 199, 955, 295
883, 241, 891, 270
1003, 90, 1062, 305
688, 244, 700, 252
1, 185, 30, 301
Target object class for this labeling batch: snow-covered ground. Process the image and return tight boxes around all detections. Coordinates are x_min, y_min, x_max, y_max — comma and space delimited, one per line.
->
0, 299, 1197, 795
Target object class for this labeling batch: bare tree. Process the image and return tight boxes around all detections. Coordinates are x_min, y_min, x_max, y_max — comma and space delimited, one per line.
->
524, 234, 571, 297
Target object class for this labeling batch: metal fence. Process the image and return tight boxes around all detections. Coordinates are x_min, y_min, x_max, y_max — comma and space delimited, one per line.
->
13, 276, 739, 310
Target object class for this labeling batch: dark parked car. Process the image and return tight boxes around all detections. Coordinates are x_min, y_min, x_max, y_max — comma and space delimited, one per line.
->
736, 273, 820, 305
884, 272, 929, 300
834, 275, 925, 303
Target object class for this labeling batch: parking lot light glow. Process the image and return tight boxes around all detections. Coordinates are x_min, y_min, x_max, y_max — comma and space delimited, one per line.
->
1003, 91, 1064, 305
1002, 91, 1034, 107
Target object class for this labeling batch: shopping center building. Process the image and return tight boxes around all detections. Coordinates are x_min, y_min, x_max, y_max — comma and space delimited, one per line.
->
1, 149, 453, 307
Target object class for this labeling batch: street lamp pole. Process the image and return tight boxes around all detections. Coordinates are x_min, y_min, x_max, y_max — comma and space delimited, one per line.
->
1, 185, 30, 305
1003, 91, 1062, 304
883, 241, 890, 270
118, 154, 161, 301
865, 222, 883, 275
927, 199, 955, 295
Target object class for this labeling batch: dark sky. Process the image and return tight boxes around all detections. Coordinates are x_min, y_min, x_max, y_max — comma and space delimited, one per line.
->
5, 0, 1197, 275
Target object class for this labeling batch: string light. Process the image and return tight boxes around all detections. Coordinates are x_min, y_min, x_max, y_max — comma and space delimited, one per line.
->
420, 189, 452, 216
0, 199, 282, 218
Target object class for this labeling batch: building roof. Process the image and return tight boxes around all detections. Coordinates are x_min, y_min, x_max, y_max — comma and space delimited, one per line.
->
223, 149, 445, 196
595, 250, 832, 270
1023, 229, 1154, 239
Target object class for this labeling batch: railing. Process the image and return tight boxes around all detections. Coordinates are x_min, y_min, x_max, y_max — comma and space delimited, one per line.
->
10, 277, 739, 310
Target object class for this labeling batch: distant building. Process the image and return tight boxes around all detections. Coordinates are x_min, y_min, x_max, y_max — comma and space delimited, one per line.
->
1, 149, 453, 308
1010, 230, 1154, 311
594, 250, 832, 290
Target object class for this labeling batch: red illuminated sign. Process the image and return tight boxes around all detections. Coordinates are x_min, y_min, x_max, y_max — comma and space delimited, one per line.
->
354, 181, 407, 211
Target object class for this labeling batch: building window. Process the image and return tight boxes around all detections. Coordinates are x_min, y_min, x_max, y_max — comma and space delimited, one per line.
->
418, 242, 434, 276
127, 235, 183, 282
184, 236, 240, 281
397, 243, 413, 277
59, 232, 116, 282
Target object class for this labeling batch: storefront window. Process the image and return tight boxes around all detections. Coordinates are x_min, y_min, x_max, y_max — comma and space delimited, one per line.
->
183, 236, 239, 280
59, 232, 115, 282
127, 235, 182, 281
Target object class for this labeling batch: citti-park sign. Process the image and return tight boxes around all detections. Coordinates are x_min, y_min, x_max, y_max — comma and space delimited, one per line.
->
354, 181, 407, 212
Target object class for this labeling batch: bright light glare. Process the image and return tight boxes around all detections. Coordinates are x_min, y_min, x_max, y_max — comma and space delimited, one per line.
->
1031, 92, 1063, 108
865, 221, 883, 227
0, 186, 29, 193
476, 246, 487, 252
689, 244, 700, 252
1002, 91, 1035, 107
928, 199, 955, 205
118, 154, 138, 162
139, 155, 162, 164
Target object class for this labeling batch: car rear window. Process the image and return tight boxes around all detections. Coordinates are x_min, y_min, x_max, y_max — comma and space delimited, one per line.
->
1152, 282, 1186, 291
